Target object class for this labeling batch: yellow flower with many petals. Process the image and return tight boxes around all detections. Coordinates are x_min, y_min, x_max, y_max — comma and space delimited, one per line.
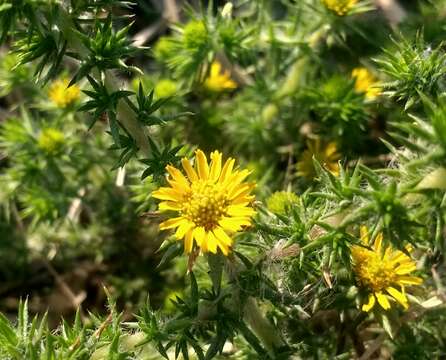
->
352, 67, 382, 100
322, 0, 358, 16
203, 62, 237, 93
48, 78, 80, 108
351, 226, 423, 312
152, 150, 256, 255
297, 138, 340, 179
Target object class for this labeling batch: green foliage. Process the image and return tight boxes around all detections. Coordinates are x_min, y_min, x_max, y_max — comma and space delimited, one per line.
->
1, 1, 446, 359
377, 34, 446, 110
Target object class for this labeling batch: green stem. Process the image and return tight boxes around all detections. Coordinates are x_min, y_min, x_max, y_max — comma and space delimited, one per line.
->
243, 297, 284, 354
57, 7, 151, 157
225, 259, 284, 356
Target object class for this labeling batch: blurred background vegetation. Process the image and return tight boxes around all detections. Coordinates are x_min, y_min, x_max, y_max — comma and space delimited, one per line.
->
1, 0, 446, 358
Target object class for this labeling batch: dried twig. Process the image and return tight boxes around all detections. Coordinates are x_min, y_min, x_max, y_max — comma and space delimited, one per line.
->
43, 260, 87, 320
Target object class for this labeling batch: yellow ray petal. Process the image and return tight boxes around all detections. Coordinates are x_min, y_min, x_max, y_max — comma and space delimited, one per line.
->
159, 201, 182, 211
227, 205, 256, 217
220, 158, 235, 182
166, 177, 190, 193
206, 231, 218, 254
231, 195, 255, 205
362, 294, 376, 312
166, 165, 189, 188
209, 151, 222, 181
228, 183, 255, 200
359, 226, 369, 244
397, 275, 423, 285
184, 230, 194, 253
386, 287, 408, 309
217, 241, 229, 255
193, 226, 206, 246
375, 292, 391, 310
374, 232, 383, 254
181, 158, 198, 181
219, 217, 251, 232
395, 262, 417, 275
195, 150, 209, 179
175, 221, 194, 239
152, 188, 183, 202
159, 217, 187, 230
213, 227, 233, 246
225, 169, 251, 187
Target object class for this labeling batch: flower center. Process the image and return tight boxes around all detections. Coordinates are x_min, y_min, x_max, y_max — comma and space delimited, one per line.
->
182, 180, 228, 231
352, 248, 397, 292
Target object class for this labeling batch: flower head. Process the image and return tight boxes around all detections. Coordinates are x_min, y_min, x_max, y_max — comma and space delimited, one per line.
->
203, 61, 237, 93
297, 138, 340, 179
351, 226, 423, 312
38, 128, 65, 155
183, 20, 209, 50
153, 150, 256, 255
352, 67, 382, 100
48, 78, 80, 108
322, 0, 358, 16
266, 191, 299, 215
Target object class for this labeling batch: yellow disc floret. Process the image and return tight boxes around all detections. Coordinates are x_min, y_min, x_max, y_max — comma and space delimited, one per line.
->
351, 226, 423, 312
48, 78, 80, 108
322, 0, 358, 16
153, 150, 256, 255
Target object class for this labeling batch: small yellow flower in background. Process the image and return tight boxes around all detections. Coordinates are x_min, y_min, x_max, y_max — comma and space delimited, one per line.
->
351, 226, 423, 312
322, 0, 358, 16
297, 138, 340, 179
153, 150, 256, 255
38, 128, 65, 155
154, 79, 177, 99
352, 67, 382, 100
48, 78, 80, 108
203, 61, 237, 93
266, 191, 299, 215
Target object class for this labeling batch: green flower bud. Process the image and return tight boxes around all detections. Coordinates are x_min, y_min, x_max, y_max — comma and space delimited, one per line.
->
266, 191, 299, 215
154, 79, 177, 98
183, 20, 208, 50
38, 128, 65, 155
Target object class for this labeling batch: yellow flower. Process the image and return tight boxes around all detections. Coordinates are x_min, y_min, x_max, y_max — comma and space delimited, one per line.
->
154, 79, 177, 98
322, 0, 358, 16
351, 226, 423, 312
296, 138, 340, 179
153, 150, 256, 255
266, 191, 299, 215
38, 128, 65, 155
48, 78, 80, 108
203, 61, 237, 93
352, 67, 382, 100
